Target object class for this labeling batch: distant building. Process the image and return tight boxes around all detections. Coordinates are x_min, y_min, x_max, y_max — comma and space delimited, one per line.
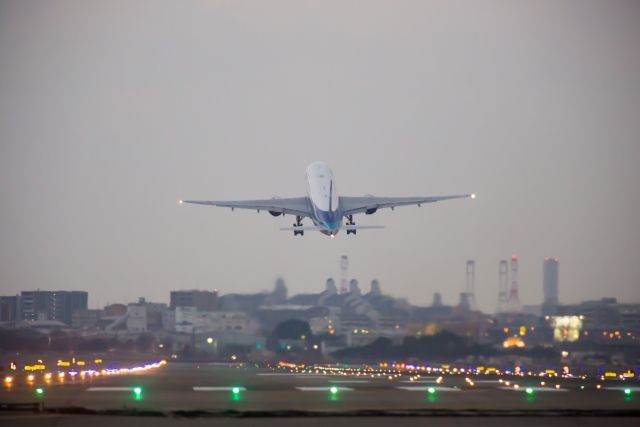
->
370, 280, 381, 296
124, 298, 167, 332
542, 258, 559, 314
432, 292, 443, 307
272, 278, 288, 303
174, 307, 256, 334
104, 303, 127, 316
126, 304, 147, 333
0, 295, 19, 321
20, 291, 88, 325
72, 309, 103, 330
349, 279, 361, 296
170, 290, 218, 311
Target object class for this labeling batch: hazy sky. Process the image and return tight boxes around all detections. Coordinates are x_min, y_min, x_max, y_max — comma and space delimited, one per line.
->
1, 1, 639, 311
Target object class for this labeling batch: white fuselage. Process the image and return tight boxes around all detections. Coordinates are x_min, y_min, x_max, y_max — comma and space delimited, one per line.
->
305, 162, 341, 236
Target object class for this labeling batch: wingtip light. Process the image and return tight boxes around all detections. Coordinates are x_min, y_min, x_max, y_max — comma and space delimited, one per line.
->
178, 200, 183, 204
471, 193, 476, 199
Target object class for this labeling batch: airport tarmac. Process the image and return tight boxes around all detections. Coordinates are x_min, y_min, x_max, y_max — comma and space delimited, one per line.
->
1, 363, 639, 426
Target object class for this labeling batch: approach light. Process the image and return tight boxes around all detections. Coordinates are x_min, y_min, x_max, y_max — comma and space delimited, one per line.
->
36, 388, 44, 396
427, 387, 436, 394
330, 386, 338, 394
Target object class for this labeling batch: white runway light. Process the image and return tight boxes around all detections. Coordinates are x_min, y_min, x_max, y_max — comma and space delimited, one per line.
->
396, 386, 461, 392
295, 386, 354, 391
87, 387, 137, 392
193, 386, 247, 392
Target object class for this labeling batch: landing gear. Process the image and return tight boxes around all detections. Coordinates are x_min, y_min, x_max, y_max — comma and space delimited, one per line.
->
293, 216, 304, 236
345, 215, 356, 235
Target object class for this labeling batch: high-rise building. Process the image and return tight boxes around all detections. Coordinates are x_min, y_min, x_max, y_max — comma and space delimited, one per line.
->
170, 290, 218, 311
507, 256, 521, 312
466, 260, 477, 311
20, 291, 88, 324
497, 260, 509, 313
0, 295, 19, 321
340, 255, 349, 294
543, 257, 559, 313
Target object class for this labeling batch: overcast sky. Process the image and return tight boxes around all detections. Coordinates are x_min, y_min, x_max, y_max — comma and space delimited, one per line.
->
1, 1, 639, 311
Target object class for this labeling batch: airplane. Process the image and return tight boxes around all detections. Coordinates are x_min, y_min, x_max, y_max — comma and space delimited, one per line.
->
179, 161, 475, 237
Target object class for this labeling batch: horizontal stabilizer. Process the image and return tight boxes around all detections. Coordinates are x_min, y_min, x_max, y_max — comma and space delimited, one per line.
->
280, 226, 325, 231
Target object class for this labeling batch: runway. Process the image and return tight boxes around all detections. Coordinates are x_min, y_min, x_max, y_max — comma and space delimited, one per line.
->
1, 362, 638, 425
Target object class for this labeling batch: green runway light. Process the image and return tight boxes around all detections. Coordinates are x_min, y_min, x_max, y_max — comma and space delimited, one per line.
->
526, 388, 534, 394
232, 387, 241, 394
624, 388, 631, 395
427, 387, 436, 394
330, 386, 338, 394
133, 386, 143, 400
35, 388, 44, 396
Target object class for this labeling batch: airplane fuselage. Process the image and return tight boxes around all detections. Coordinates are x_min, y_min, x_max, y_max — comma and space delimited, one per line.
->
305, 162, 342, 236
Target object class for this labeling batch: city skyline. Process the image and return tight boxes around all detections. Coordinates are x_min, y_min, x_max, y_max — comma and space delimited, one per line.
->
1, 2, 639, 310
3, 255, 636, 313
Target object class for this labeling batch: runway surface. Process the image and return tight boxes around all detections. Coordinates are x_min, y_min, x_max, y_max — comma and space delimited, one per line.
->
1, 362, 638, 426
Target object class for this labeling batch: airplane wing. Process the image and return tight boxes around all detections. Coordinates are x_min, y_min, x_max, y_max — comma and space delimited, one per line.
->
179, 197, 312, 217
340, 194, 474, 216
